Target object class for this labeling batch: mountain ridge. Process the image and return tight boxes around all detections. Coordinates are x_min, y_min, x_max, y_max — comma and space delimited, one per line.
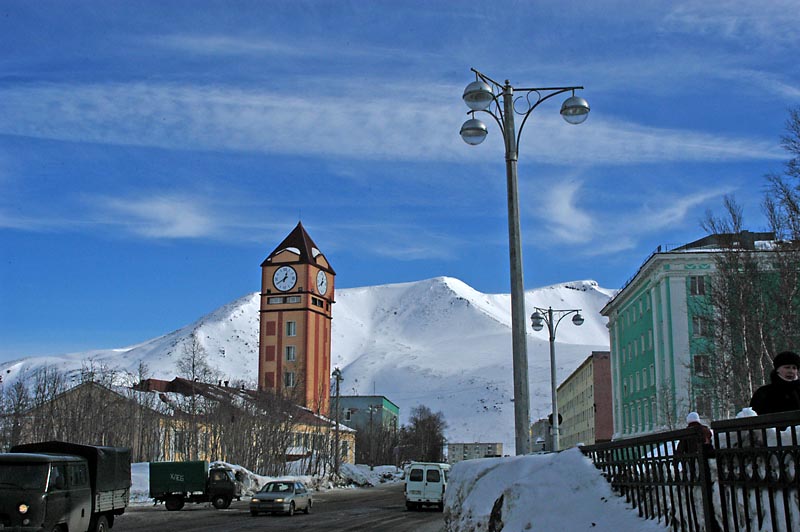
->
1, 276, 614, 453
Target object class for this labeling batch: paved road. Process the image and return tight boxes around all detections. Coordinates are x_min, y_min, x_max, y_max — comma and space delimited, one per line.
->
114, 482, 444, 532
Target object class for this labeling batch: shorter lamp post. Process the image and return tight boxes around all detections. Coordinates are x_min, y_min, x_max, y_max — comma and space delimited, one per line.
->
530, 306, 584, 451
332, 367, 343, 475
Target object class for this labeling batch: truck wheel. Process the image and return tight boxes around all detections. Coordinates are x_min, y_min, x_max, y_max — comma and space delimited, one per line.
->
93, 516, 109, 532
165, 496, 185, 511
212, 495, 231, 509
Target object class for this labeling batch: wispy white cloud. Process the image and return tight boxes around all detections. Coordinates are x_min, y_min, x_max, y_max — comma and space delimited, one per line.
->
93, 194, 217, 239
526, 179, 734, 257
662, 1, 800, 47
154, 35, 306, 57
0, 82, 784, 166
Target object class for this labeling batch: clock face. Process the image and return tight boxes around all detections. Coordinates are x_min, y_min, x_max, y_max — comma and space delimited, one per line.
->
316, 270, 328, 295
273, 266, 297, 292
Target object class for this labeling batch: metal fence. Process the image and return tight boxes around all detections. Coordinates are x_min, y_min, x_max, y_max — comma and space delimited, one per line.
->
580, 410, 800, 532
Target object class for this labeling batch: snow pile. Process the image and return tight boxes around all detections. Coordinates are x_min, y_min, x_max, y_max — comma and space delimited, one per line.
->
129, 461, 402, 506
444, 449, 667, 531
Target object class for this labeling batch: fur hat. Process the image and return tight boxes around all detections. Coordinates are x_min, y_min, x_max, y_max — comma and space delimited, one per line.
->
686, 412, 700, 424
773, 351, 800, 369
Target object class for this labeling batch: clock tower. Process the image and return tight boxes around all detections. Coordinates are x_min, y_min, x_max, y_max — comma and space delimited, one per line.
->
258, 222, 335, 414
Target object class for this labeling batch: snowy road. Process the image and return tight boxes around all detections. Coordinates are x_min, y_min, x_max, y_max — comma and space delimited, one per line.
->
116, 482, 443, 532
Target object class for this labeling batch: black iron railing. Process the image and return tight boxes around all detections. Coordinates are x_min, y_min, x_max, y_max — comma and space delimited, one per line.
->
581, 411, 800, 532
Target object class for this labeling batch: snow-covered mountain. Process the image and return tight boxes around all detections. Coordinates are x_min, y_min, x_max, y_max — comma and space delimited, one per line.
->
0, 277, 614, 454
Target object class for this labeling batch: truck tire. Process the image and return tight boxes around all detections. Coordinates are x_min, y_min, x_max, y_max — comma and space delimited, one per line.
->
92, 516, 109, 532
211, 495, 231, 509
165, 495, 185, 511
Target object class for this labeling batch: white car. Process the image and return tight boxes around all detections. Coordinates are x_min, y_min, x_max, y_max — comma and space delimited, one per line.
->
249, 481, 312, 516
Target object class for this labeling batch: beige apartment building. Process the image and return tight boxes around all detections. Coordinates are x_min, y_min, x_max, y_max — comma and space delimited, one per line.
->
557, 351, 613, 448
447, 442, 503, 464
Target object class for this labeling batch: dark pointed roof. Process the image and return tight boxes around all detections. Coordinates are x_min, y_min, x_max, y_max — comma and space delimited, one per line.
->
261, 222, 335, 273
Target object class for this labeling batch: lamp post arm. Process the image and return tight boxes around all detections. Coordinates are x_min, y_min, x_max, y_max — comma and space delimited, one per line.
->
517, 87, 583, 148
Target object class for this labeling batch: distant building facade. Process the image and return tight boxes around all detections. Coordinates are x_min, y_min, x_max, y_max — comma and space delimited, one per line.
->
447, 442, 503, 464
557, 351, 612, 448
333, 395, 400, 432
601, 231, 774, 438
530, 418, 551, 452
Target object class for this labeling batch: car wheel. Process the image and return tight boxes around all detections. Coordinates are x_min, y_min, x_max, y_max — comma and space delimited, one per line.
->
93, 515, 109, 532
287, 502, 295, 516
212, 495, 230, 509
165, 496, 185, 511
304, 500, 312, 514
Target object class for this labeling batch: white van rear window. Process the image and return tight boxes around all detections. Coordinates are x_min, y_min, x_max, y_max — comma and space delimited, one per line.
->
409, 469, 423, 482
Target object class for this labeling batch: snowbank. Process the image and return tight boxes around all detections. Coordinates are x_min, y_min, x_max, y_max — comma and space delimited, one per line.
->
129, 461, 402, 505
444, 448, 668, 531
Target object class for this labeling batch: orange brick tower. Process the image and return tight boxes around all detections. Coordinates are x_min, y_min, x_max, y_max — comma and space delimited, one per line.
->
258, 222, 335, 414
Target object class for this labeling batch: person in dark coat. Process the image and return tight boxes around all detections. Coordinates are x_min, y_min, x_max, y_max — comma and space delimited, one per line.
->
750, 350, 800, 415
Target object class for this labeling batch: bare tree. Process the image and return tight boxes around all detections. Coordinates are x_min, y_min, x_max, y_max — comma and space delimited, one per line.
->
399, 405, 447, 463
697, 108, 800, 415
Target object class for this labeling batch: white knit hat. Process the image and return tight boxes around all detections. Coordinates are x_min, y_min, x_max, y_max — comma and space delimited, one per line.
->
686, 412, 700, 423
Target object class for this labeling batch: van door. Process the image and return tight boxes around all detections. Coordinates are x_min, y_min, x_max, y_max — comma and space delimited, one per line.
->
67, 462, 92, 532
423, 467, 443, 502
46, 463, 69, 528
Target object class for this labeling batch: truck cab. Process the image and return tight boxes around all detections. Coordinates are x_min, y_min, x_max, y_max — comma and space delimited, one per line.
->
0, 442, 128, 532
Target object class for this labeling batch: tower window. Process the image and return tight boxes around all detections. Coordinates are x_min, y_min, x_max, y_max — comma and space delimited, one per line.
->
268, 297, 285, 304
286, 345, 296, 362
286, 296, 301, 303
286, 321, 297, 336
284, 372, 296, 388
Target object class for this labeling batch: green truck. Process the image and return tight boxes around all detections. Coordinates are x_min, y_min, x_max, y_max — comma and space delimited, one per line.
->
149, 461, 241, 511
0, 441, 130, 532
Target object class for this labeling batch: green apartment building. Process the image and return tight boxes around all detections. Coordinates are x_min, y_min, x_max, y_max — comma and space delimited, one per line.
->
601, 232, 773, 438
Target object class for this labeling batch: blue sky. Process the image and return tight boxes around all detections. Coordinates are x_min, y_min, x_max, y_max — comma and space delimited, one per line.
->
1, 1, 798, 361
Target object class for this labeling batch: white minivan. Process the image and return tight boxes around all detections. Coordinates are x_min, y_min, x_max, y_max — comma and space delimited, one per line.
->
404, 462, 450, 511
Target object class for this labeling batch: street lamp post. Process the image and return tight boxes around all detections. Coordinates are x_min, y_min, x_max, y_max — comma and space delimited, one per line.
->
460, 69, 589, 455
530, 307, 585, 451
332, 367, 343, 475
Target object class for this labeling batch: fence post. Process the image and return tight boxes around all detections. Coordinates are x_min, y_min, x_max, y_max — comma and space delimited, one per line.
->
697, 433, 718, 532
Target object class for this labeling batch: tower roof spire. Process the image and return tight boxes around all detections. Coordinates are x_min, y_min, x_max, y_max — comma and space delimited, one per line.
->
261, 222, 335, 273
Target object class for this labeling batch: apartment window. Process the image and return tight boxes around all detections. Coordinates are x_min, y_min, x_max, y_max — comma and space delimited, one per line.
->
284, 371, 296, 387
694, 355, 710, 377
650, 364, 655, 386
692, 316, 709, 337
690, 276, 706, 296
286, 345, 296, 362
344, 409, 352, 422
286, 321, 297, 336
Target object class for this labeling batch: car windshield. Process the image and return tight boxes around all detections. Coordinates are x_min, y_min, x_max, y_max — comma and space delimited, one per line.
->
262, 482, 293, 493
0, 463, 49, 490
